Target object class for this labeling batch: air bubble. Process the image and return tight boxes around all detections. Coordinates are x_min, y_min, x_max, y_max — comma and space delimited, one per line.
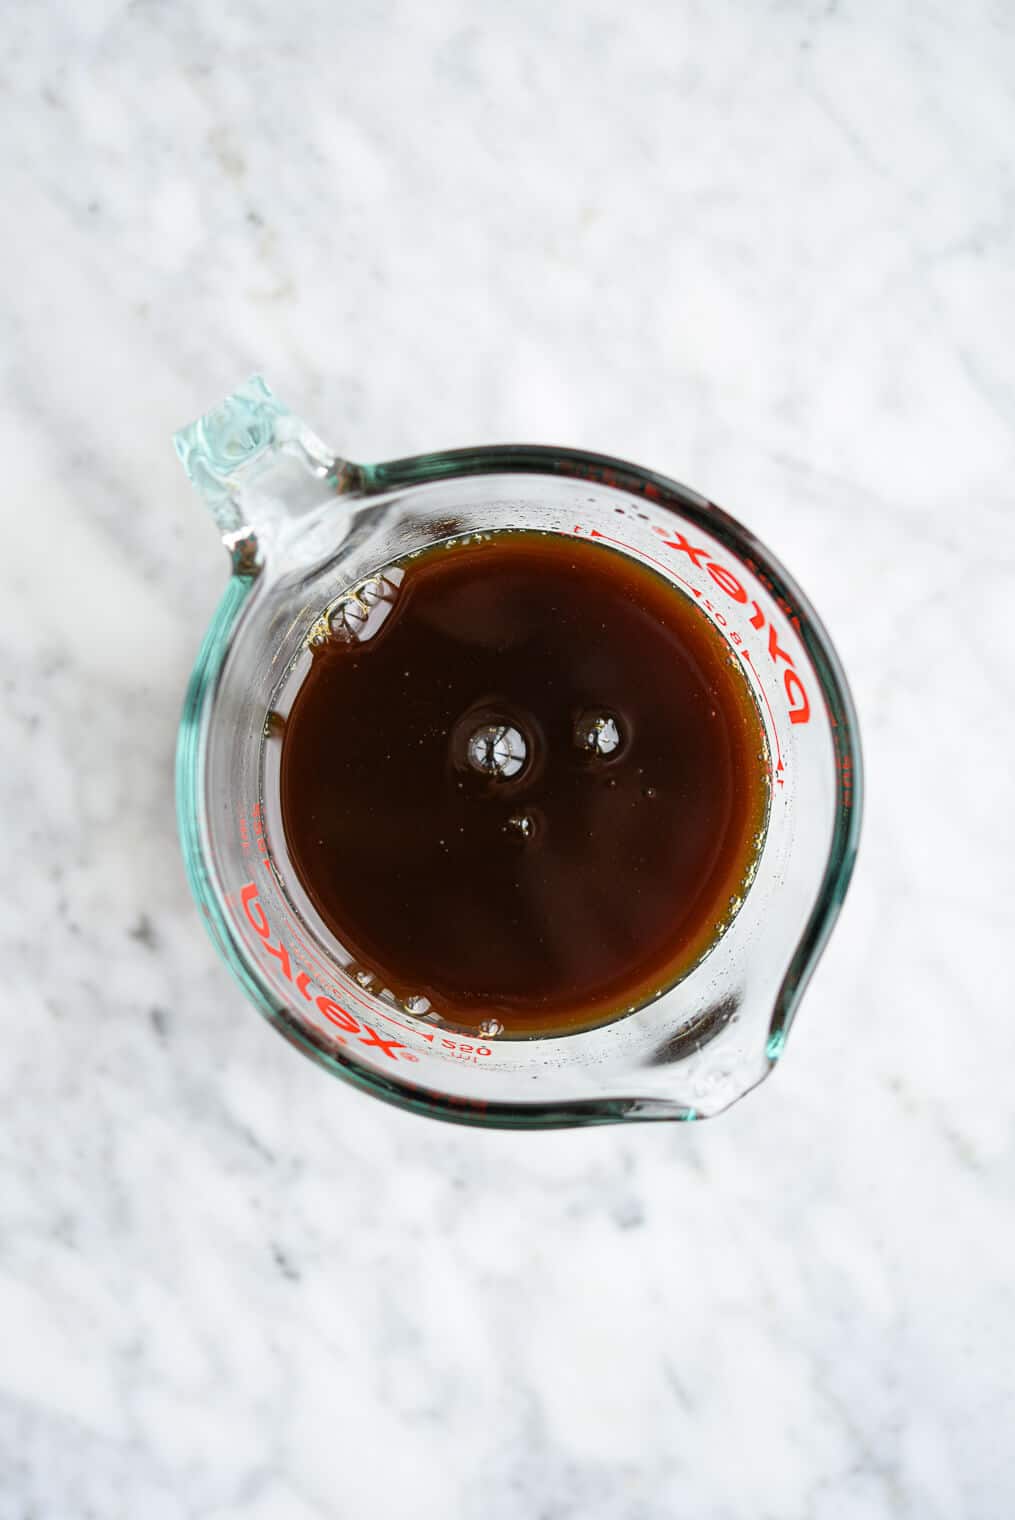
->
467, 722, 527, 779
358, 577, 388, 607
505, 811, 535, 840
322, 571, 401, 647
574, 710, 622, 757
644, 786, 657, 799
478, 1018, 504, 1039
329, 596, 369, 639
402, 994, 430, 1016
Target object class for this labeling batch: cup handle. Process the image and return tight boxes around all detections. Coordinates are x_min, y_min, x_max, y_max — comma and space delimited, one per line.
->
173, 376, 362, 575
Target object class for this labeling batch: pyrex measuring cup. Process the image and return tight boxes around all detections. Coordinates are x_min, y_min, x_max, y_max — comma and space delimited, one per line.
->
175, 378, 861, 1128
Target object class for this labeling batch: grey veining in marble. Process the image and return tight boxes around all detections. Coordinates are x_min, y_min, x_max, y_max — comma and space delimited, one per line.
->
2, 1, 1015, 1516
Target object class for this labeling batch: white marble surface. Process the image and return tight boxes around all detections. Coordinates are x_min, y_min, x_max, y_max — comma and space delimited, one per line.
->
3, 1, 1014, 1514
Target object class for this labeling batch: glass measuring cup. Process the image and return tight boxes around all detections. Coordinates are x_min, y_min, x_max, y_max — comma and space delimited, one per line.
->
175, 378, 861, 1128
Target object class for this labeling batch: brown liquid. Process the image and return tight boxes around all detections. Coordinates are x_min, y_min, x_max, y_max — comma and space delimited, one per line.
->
278, 531, 769, 1037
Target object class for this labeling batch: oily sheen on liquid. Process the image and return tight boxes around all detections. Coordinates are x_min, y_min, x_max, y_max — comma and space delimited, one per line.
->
279, 531, 769, 1038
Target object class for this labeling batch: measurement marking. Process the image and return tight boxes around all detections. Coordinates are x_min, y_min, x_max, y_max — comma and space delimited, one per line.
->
367, 1008, 431, 1038
275, 902, 380, 1015
740, 648, 785, 784
269, 903, 445, 1047
244, 876, 422, 1036
583, 528, 790, 778
273, 901, 438, 1038
579, 528, 788, 785
586, 529, 701, 598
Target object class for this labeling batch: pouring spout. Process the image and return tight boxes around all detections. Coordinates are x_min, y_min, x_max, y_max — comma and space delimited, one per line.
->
173, 376, 361, 573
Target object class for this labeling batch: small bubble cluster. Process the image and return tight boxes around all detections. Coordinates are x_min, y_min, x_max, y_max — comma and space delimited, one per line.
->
330, 596, 369, 639
323, 572, 401, 645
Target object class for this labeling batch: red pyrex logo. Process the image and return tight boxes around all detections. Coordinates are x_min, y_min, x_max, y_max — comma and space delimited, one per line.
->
656, 530, 811, 727
240, 882, 418, 1063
